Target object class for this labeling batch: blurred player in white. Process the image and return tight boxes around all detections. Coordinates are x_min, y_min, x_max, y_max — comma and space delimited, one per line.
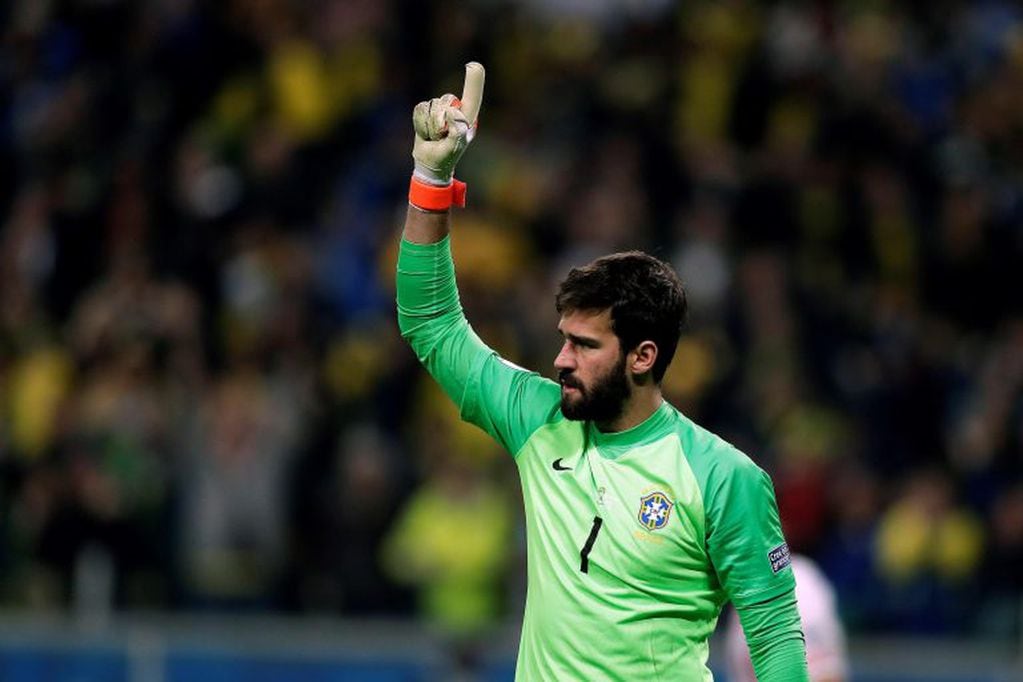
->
725, 555, 849, 682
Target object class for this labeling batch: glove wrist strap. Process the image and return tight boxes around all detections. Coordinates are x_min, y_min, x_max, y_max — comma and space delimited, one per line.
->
408, 175, 467, 211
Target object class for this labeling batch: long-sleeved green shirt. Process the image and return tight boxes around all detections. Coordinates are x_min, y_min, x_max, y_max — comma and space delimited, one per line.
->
397, 235, 809, 681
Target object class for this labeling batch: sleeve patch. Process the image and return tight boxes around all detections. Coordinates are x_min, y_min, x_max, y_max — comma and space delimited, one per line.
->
769, 543, 792, 573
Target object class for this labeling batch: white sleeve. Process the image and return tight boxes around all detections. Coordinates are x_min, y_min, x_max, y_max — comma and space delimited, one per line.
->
792, 556, 849, 681
723, 605, 757, 682
723, 555, 849, 682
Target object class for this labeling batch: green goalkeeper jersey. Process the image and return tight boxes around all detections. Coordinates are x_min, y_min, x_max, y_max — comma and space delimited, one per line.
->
397, 237, 807, 681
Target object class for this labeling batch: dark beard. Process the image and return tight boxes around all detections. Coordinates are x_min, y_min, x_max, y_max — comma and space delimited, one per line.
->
560, 355, 630, 424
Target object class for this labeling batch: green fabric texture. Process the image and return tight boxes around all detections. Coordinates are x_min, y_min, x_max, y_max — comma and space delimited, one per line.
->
396, 236, 809, 681
735, 589, 809, 680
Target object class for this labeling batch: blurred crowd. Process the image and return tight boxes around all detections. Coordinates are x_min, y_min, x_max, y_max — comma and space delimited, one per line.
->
1, 0, 1022, 643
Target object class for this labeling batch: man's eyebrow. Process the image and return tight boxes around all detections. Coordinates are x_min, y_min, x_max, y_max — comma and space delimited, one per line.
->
562, 331, 600, 347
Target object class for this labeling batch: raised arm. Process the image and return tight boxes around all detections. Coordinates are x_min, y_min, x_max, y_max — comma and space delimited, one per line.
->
396, 63, 561, 457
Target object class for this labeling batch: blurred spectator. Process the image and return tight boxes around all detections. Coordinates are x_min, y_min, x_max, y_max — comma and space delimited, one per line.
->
725, 554, 850, 682
874, 469, 985, 633
980, 483, 1023, 637
381, 452, 513, 632
818, 464, 886, 632
289, 422, 411, 615
381, 387, 514, 636
380, 401, 515, 675
176, 368, 305, 609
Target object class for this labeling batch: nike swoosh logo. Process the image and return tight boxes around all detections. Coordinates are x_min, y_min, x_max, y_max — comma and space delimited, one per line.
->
552, 458, 572, 471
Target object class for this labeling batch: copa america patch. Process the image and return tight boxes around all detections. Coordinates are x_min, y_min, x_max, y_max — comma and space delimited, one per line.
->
768, 543, 792, 573
638, 491, 673, 531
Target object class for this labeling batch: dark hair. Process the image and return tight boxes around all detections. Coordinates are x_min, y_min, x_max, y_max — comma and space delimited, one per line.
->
555, 251, 687, 382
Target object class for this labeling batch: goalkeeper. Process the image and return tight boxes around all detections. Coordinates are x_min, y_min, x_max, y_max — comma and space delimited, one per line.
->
396, 62, 809, 681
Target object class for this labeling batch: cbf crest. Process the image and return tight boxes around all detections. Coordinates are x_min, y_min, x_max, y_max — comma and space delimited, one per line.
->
638, 491, 673, 531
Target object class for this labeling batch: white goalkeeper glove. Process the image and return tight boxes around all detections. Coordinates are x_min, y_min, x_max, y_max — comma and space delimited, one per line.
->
408, 62, 485, 210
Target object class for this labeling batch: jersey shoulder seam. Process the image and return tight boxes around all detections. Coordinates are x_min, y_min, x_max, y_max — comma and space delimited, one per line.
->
510, 402, 567, 460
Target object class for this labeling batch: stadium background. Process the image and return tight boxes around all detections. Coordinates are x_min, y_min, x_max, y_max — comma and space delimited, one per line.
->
0, 0, 1021, 680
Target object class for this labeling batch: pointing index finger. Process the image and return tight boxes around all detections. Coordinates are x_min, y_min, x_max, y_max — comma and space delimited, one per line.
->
459, 62, 485, 125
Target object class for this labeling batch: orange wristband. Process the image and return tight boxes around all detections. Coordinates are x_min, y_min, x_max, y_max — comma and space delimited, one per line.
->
408, 175, 467, 211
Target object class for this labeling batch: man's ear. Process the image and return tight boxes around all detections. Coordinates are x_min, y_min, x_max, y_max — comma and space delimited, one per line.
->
629, 340, 658, 378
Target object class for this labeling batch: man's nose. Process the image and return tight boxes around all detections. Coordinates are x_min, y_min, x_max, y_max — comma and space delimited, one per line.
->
554, 341, 575, 371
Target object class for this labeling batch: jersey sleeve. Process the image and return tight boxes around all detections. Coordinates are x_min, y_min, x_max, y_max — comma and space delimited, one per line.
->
702, 449, 795, 607
734, 589, 809, 681
396, 236, 561, 456
700, 448, 808, 680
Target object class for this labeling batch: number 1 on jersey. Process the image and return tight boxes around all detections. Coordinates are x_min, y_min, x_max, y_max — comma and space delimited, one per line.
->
580, 516, 603, 573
